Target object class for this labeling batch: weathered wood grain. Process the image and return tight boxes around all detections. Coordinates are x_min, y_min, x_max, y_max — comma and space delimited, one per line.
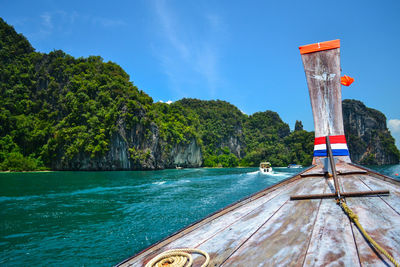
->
357, 175, 400, 215
303, 197, 360, 266
301, 162, 367, 177
301, 48, 344, 138
340, 175, 400, 266
220, 178, 327, 266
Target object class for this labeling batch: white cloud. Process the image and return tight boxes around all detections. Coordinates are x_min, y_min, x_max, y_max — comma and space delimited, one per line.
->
40, 13, 53, 30
33, 11, 81, 39
33, 12, 54, 38
158, 100, 173, 105
388, 119, 400, 149
154, 1, 189, 60
205, 13, 225, 32
151, 0, 225, 97
388, 119, 400, 133
30, 11, 124, 40
91, 17, 125, 27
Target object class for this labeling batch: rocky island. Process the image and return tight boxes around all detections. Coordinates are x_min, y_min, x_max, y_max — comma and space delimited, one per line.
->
343, 99, 399, 165
0, 18, 398, 171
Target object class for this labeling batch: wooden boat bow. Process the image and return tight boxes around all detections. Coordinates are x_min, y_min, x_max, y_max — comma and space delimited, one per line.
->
117, 40, 400, 266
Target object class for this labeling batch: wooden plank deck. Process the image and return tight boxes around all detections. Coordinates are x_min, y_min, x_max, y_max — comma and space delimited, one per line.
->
118, 164, 400, 266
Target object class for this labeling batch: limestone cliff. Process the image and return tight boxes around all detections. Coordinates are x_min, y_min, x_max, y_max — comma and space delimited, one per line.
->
343, 99, 400, 165
53, 122, 202, 171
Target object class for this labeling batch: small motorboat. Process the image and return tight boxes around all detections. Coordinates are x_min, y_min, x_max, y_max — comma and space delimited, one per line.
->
287, 164, 302, 168
259, 162, 272, 174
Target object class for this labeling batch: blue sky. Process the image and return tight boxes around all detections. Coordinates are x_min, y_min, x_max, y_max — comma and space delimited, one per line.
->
2, 0, 400, 147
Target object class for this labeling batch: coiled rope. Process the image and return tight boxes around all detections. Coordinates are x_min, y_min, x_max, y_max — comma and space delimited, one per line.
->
145, 248, 209, 267
339, 200, 399, 267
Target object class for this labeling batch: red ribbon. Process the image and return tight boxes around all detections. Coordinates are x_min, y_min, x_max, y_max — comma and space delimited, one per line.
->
341, 75, 354, 86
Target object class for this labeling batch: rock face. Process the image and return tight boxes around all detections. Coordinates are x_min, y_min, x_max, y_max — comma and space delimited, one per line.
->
171, 140, 202, 168
220, 131, 244, 159
53, 122, 202, 170
343, 99, 400, 165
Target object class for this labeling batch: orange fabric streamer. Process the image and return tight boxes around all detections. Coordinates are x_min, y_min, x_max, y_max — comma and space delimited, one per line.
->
341, 75, 354, 86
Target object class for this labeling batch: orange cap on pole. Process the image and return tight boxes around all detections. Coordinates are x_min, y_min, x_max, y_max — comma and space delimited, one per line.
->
299, 39, 340, 55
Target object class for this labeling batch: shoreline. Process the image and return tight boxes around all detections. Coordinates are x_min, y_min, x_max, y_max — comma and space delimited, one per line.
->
1, 164, 397, 173
0, 166, 257, 173
0, 170, 53, 173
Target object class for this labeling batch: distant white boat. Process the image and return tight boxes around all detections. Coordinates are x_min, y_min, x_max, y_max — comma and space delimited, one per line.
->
259, 162, 272, 174
287, 164, 302, 168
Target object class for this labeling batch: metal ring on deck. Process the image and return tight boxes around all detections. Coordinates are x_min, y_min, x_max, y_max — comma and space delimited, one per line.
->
145, 248, 209, 267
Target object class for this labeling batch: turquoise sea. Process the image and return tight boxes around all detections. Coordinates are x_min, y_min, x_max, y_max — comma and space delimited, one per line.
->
0, 165, 399, 266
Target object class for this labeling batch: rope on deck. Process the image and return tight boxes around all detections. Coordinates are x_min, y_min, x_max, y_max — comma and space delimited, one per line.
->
145, 248, 209, 267
339, 200, 399, 267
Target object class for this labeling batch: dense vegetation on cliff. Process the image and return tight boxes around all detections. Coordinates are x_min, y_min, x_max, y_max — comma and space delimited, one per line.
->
0, 18, 314, 170
0, 18, 153, 170
241, 111, 314, 166
177, 99, 314, 167
0, 19, 398, 171
177, 99, 245, 167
